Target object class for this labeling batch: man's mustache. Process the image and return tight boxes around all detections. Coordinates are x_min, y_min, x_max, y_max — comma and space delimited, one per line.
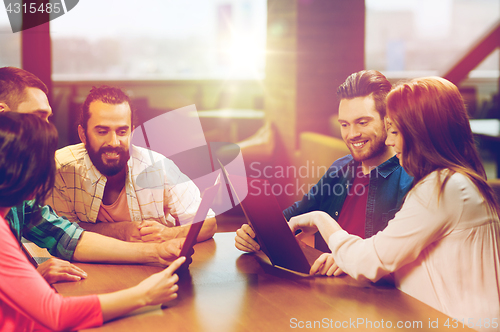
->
99, 147, 127, 154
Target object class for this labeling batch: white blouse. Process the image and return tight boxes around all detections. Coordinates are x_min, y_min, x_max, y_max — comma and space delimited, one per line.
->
329, 170, 500, 330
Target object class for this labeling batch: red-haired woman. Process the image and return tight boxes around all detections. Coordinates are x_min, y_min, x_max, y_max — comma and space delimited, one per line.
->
289, 77, 500, 330
0, 112, 185, 331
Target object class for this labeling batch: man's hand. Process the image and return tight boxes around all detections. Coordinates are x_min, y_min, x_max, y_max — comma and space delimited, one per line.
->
139, 220, 180, 242
37, 257, 88, 284
235, 224, 260, 252
156, 238, 193, 272
156, 238, 185, 265
309, 253, 344, 277
120, 221, 143, 242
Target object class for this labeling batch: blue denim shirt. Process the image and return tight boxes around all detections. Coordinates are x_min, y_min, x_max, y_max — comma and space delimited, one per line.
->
283, 155, 413, 251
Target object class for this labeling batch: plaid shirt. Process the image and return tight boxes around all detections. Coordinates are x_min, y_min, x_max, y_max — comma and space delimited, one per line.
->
6, 201, 83, 260
49, 143, 212, 226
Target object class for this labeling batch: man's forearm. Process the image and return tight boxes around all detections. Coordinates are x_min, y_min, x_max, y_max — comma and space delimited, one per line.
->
197, 216, 217, 242
72, 231, 158, 264
163, 216, 216, 242
78, 221, 141, 242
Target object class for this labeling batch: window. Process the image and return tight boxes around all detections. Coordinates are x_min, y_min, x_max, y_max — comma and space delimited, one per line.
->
366, 0, 499, 116
365, 0, 499, 78
0, 6, 21, 68
50, 0, 267, 80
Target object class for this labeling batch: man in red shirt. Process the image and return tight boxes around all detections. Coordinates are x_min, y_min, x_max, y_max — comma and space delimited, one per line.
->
235, 70, 413, 253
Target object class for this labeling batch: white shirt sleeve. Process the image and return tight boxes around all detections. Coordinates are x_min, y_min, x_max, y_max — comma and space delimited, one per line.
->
328, 171, 464, 282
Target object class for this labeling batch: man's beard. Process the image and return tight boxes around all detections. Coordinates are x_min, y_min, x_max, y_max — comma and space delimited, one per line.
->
86, 144, 130, 177
348, 134, 387, 163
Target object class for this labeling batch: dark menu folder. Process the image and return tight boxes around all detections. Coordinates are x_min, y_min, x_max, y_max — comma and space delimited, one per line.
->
219, 161, 322, 274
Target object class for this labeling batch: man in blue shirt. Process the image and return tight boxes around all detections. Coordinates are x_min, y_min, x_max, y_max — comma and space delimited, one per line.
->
235, 70, 413, 252
0, 66, 184, 284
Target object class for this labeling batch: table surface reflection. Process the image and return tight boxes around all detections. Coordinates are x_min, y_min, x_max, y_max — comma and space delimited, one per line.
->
53, 232, 469, 332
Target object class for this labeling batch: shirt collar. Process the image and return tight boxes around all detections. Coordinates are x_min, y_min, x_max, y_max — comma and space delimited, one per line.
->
371, 155, 401, 178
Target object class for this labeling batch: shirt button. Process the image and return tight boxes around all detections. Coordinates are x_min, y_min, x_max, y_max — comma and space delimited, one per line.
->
335, 211, 338, 216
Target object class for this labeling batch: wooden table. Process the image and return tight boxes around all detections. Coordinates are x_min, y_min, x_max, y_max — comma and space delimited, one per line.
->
50, 233, 469, 331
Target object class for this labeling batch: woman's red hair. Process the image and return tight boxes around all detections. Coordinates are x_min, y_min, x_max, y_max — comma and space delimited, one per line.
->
387, 77, 499, 215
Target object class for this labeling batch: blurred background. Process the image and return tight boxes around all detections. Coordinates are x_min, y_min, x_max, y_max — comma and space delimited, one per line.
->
1, 0, 499, 207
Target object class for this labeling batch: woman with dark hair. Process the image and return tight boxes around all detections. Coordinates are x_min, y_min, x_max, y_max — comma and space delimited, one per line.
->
0, 112, 185, 331
0, 109, 57, 210
289, 77, 500, 329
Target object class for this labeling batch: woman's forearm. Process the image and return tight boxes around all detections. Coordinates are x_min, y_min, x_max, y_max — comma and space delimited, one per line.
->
314, 211, 343, 242
98, 287, 144, 322
98, 256, 184, 322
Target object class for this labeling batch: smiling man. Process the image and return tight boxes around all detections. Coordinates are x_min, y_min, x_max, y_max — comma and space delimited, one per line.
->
49, 86, 216, 242
235, 70, 413, 253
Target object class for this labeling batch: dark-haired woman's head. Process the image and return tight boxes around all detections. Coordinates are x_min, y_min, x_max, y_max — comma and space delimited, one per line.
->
0, 112, 58, 208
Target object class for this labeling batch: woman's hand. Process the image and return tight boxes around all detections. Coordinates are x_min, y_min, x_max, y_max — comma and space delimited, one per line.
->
289, 211, 341, 241
135, 256, 186, 306
310, 253, 344, 277
99, 256, 186, 322
288, 212, 320, 236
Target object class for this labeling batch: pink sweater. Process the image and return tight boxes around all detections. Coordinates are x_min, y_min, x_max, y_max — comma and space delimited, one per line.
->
0, 215, 103, 331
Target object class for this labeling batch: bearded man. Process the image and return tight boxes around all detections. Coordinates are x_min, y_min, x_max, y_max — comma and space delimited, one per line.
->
235, 70, 413, 253
49, 86, 216, 243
